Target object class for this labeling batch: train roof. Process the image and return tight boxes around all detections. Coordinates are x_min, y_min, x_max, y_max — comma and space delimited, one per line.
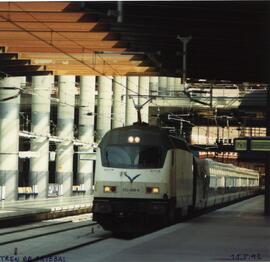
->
204, 158, 259, 178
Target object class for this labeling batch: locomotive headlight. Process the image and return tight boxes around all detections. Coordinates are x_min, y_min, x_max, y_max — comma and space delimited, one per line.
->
128, 136, 134, 143
128, 136, 140, 143
134, 136, 140, 143
103, 186, 116, 193
152, 187, 159, 193
146, 187, 160, 194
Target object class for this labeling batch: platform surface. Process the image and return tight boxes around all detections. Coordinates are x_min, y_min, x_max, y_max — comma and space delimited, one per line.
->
63, 195, 270, 261
0, 195, 92, 225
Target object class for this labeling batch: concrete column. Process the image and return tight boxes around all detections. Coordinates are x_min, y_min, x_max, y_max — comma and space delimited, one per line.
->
174, 77, 183, 94
149, 76, 159, 96
55, 76, 76, 196
0, 77, 22, 201
112, 76, 126, 128
158, 76, 167, 96
139, 76, 150, 123
30, 75, 53, 198
77, 76, 95, 195
126, 76, 139, 125
96, 76, 113, 141
167, 77, 175, 96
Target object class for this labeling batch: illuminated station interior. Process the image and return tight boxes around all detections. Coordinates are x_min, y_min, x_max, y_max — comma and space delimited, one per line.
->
0, 1, 269, 261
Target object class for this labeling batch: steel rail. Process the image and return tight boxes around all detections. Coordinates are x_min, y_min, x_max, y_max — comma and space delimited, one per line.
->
0, 220, 71, 236
29, 234, 111, 262
0, 222, 97, 246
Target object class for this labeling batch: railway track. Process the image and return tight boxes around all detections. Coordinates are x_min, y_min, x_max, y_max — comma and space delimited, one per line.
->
0, 195, 259, 262
0, 214, 111, 261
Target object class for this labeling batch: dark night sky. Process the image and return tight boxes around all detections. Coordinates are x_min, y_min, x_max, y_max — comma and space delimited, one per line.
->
89, 1, 270, 82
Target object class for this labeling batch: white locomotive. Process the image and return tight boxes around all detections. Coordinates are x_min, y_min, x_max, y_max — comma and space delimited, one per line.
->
93, 123, 259, 232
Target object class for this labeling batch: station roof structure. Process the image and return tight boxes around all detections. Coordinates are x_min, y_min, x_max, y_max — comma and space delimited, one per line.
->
0, 1, 158, 77
89, 1, 270, 83
0, 1, 268, 82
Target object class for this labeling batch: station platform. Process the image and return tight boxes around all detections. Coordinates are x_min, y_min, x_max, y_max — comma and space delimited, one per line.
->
69, 195, 270, 262
0, 195, 92, 227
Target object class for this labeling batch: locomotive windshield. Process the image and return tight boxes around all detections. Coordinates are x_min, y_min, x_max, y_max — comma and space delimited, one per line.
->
99, 124, 188, 169
102, 145, 163, 169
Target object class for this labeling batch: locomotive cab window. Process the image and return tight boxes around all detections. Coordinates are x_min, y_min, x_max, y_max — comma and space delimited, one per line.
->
102, 145, 164, 169
99, 125, 174, 169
